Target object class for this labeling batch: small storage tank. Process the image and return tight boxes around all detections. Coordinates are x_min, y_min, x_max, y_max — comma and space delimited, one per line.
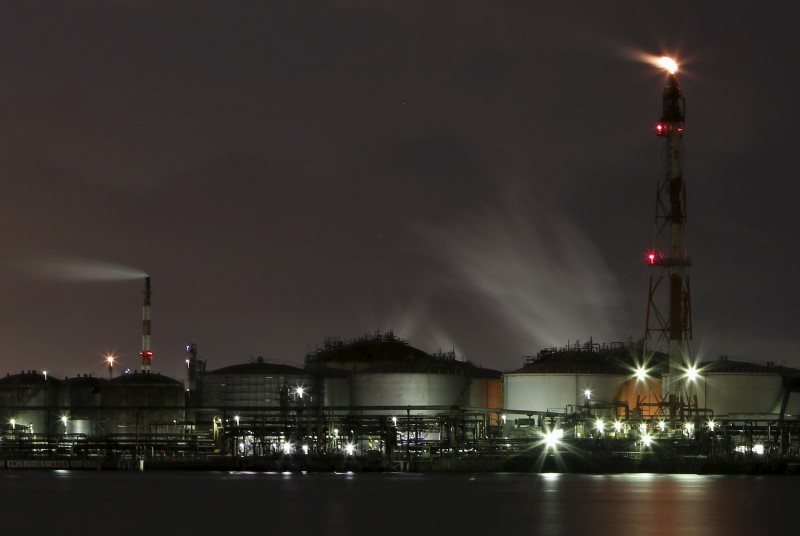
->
60, 375, 105, 436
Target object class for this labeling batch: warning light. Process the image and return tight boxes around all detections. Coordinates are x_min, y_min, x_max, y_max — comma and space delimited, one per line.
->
656, 124, 663, 133
648, 253, 656, 264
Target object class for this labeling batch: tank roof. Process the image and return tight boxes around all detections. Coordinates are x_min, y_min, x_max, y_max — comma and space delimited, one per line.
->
62, 375, 106, 387
305, 331, 432, 365
208, 360, 306, 376
510, 339, 666, 376
0, 371, 61, 386
701, 357, 800, 374
109, 372, 183, 386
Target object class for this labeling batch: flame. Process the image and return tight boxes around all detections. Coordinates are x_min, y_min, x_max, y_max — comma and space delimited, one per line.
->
635, 52, 680, 74
657, 56, 678, 74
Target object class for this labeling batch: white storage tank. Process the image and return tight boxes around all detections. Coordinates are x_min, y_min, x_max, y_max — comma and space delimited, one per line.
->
669, 357, 800, 418
351, 367, 470, 414
505, 368, 626, 414
503, 342, 664, 422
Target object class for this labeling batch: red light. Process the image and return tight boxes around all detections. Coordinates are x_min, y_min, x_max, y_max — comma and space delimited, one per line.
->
656, 124, 663, 132
648, 253, 655, 264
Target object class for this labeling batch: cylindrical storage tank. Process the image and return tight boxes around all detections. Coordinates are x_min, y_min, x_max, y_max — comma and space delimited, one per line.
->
0, 371, 61, 435
320, 372, 350, 409
102, 373, 185, 436
67, 419, 94, 435
667, 359, 800, 418
468, 376, 503, 408
505, 373, 625, 413
350, 367, 470, 415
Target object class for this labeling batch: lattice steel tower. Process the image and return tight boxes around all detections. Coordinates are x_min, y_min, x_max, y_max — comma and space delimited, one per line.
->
644, 63, 694, 416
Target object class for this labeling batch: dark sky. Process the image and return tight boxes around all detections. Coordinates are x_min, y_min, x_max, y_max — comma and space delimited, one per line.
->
1, 1, 798, 380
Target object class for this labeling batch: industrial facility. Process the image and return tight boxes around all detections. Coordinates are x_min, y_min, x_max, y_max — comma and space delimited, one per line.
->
2, 58, 800, 472
2, 329, 800, 471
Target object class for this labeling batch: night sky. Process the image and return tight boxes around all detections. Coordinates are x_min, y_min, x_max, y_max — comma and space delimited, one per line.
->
1, 1, 798, 380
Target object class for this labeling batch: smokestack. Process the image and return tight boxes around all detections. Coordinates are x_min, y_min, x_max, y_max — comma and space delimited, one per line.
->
140, 276, 153, 372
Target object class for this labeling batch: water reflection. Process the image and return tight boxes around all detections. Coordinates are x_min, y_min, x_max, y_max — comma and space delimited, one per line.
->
0, 472, 797, 534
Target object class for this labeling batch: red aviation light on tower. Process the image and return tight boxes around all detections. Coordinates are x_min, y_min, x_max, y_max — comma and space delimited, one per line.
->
648, 252, 656, 265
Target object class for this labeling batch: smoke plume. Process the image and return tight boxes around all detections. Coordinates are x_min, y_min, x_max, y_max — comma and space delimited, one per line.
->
12, 255, 147, 282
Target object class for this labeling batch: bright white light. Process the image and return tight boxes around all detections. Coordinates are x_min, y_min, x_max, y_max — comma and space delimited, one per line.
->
686, 366, 699, 382
643, 434, 653, 447
301, 445, 309, 455
544, 430, 561, 449
753, 444, 765, 455
9, 419, 15, 429
106, 355, 115, 366
595, 419, 605, 432
295, 387, 304, 399
635, 367, 647, 382
584, 389, 592, 400
613, 421, 623, 433
392, 416, 398, 426
685, 422, 695, 436
658, 56, 679, 74
234, 415, 240, 426
501, 414, 507, 424
283, 442, 292, 455
60, 416, 68, 427
658, 420, 666, 432
708, 420, 716, 432
344, 443, 355, 456
43, 371, 48, 380
637, 52, 681, 75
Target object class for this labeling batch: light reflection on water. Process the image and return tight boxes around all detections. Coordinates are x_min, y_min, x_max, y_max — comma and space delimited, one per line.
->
1, 471, 797, 535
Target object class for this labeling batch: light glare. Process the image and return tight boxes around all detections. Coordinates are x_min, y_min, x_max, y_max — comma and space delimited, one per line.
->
686, 366, 699, 382
658, 56, 678, 74
636, 367, 647, 382
544, 430, 561, 449
595, 419, 605, 432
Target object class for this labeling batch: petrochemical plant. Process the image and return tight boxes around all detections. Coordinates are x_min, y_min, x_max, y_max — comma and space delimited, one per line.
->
2, 59, 800, 472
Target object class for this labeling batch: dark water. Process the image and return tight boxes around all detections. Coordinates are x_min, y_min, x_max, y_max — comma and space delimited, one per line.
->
1, 471, 796, 535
